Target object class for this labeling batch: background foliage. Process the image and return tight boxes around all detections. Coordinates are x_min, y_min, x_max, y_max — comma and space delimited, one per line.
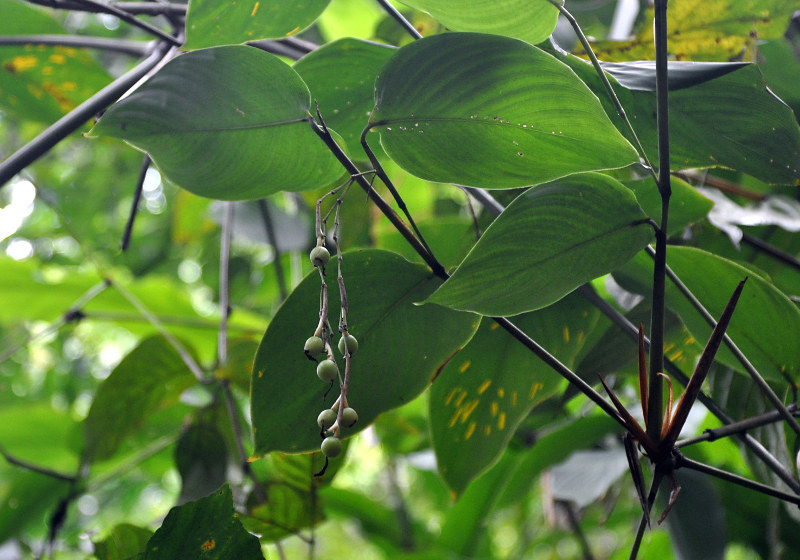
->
1, 0, 800, 559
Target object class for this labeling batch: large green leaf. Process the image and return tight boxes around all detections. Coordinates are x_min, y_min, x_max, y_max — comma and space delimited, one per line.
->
430, 292, 603, 494
185, 0, 332, 48
426, 173, 653, 316
251, 249, 480, 454
367, 33, 638, 189
0, 0, 111, 122
83, 336, 196, 463
89, 46, 343, 200
294, 38, 395, 153
623, 176, 712, 236
614, 247, 800, 383
94, 524, 154, 560
400, 0, 558, 45
143, 484, 264, 559
564, 57, 800, 185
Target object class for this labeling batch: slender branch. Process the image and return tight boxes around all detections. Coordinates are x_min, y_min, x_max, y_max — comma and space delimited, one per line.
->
221, 379, 267, 503
629, 472, 663, 560
677, 404, 800, 448
649, 246, 800, 440
85, 435, 175, 492
257, 199, 289, 301
110, 278, 207, 382
561, 501, 595, 560
0, 40, 175, 189
27, 0, 187, 16
71, 0, 182, 46
0, 445, 76, 482
375, 0, 423, 40
741, 233, 800, 273
0, 35, 153, 56
676, 453, 800, 506
546, 0, 656, 182
577, 283, 800, 493
218, 202, 234, 366
676, 170, 766, 202
120, 154, 150, 251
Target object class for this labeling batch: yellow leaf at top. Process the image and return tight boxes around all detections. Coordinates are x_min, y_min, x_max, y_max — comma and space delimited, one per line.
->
579, 0, 796, 61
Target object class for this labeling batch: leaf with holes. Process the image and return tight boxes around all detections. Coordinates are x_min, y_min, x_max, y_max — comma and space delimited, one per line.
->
400, 0, 558, 45
367, 33, 638, 188
89, 45, 343, 200
426, 173, 653, 316
251, 249, 480, 454
430, 292, 603, 494
185, 0, 332, 48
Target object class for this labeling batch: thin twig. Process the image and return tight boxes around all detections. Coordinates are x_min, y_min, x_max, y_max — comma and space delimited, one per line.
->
629, 472, 663, 560
741, 233, 800, 273
221, 379, 267, 503
120, 154, 150, 251
677, 404, 800, 448
0, 40, 175, 189
561, 501, 595, 560
375, 0, 422, 40
72, 0, 182, 46
26, 0, 187, 16
218, 202, 234, 366
257, 199, 289, 301
0, 445, 76, 482
649, 246, 800, 440
111, 279, 207, 382
0, 35, 153, 56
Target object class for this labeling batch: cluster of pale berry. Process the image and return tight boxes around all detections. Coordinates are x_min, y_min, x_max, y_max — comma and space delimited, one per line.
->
306, 244, 359, 460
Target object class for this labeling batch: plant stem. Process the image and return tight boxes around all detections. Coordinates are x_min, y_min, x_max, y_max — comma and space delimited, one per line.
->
676, 404, 800, 448
0, 35, 153, 55
72, 0, 182, 46
649, 246, 800, 440
0, 41, 175, 189
27, 0, 188, 16
218, 202, 234, 366
0, 445, 76, 482
646, 0, 672, 447
375, 0, 423, 40
257, 199, 289, 301
629, 472, 663, 560
741, 233, 800, 272
120, 154, 150, 251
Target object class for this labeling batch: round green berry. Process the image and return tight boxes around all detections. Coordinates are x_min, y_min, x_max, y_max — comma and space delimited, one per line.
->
317, 409, 337, 429
341, 407, 358, 428
309, 246, 330, 268
304, 336, 325, 357
321, 436, 342, 458
316, 359, 338, 382
337, 334, 359, 356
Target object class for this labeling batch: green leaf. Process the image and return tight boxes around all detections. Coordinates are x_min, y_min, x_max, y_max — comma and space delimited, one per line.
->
400, 0, 558, 45
0, 0, 111, 122
251, 249, 480, 454
430, 292, 603, 494
368, 33, 639, 189
83, 336, 196, 463
564, 58, 800, 185
613, 247, 800, 383
623, 176, 712, 236
294, 38, 395, 153
426, 173, 653, 316
143, 484, 264, 559
0, 403, 79, 472
0, 470, 70, 544
89, 45, 343, 200
185, 0, 332, 48
94, 524, 154, 560
175, 423, 229, 504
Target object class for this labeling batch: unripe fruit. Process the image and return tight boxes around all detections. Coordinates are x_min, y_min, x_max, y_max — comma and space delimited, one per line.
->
316, 359, 338, 382
304, 336, 325, 358
321, 436, 342, 457
342, 407, 358, 427
317, 409, 337, 429
338, 334, 359, 356
309, 246, 330, 268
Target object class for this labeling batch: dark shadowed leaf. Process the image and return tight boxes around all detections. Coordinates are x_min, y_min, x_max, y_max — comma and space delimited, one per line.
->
186, 0, 332, 48
430, 292, 603, 494
175, 423, 229, 504
426, 173, 653, 316
368, 33, 638, 189
89, 46, 343, 200
94, 524, 154, 560
83, 336, 196, 463
399, 0, 558, 45
251, 249, 479, 454
143, 484, 264, 559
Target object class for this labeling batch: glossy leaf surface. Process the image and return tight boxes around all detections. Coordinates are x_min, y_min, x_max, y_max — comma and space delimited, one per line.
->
186, 0, 332, 48
369, 33, 638, 189
430, 292, 603, 494
251, 249, 479, 454
427, 173, 653, 316
614, 247, 800, 383
400, 0, 558, 45
143, 484, 264, 559
90, 46, 343, 200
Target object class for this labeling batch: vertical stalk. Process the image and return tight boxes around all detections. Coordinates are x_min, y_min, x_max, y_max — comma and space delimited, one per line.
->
646, 0, 672, 444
